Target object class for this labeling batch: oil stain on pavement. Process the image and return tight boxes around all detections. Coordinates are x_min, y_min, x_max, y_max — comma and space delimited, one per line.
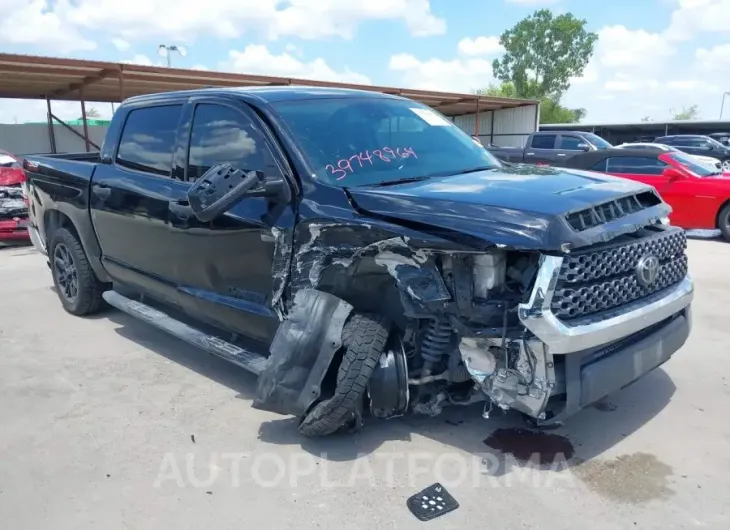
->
483, 428, 674, 504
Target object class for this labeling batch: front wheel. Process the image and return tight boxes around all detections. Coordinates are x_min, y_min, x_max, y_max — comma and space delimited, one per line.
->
49, 228, 106, 316
723, 159, 730, 173
298, 313, 390, 437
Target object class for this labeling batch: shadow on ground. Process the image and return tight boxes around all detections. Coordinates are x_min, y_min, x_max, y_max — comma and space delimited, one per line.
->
104, 304, 676, 474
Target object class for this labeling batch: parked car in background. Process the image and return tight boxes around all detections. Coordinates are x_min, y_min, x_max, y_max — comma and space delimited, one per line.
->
616, 142, 722, 171
0, 149, 26, 186
486, 131, 612, 164
708, 132, 730, 146
0, 150, 29, 243
563, 147, 730, 240
654, 135, 730, 172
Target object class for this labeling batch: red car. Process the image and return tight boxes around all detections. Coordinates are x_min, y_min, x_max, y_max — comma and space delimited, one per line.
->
562, 147, 730, 240
0, 150, 29, 243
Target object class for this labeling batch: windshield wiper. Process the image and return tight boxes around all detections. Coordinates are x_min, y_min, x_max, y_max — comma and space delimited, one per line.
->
366, 176, 434, 187
446, 166, 498, 176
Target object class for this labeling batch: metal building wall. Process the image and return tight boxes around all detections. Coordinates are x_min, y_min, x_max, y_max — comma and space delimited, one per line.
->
454, 104, 539, 147
0, 124, 108, 155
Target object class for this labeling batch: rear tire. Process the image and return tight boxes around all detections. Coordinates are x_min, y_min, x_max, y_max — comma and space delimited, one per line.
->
298, 313, 390, 437
718, 204, 730, 242
49, 227, 106, 316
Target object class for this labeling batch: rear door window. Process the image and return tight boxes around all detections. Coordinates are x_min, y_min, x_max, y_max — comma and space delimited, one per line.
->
605, 156, 667, 175
116, 105, 183, 176
530, 134, 556, 149
558, 135, 585, 150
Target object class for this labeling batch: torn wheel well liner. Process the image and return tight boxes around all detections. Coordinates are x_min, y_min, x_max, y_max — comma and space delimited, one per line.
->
253, 288, 353, 417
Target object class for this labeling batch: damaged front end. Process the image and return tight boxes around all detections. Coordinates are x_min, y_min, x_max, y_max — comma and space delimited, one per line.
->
257, 197, 692, 430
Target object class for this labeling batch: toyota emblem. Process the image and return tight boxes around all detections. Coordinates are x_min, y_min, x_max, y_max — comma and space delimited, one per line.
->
636, 255, 660, 287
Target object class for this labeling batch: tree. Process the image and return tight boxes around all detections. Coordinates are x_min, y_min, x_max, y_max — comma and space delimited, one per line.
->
671, 105, 699, 120
477, 82, 586, 124
492, 9, 598, 100
78, 107, 101, 120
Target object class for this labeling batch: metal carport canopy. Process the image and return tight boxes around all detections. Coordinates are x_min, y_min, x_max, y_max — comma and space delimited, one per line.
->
0, 53, 537, 118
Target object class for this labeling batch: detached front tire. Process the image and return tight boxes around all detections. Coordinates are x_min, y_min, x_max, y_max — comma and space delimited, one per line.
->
50, 227, 105, 316
299, 313, 390, 437
718, 203, 730, 242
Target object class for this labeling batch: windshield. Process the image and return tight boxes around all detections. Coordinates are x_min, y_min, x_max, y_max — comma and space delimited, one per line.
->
583, 133, 612, 149
272, 97, 503, 187
668, 152, 720, 177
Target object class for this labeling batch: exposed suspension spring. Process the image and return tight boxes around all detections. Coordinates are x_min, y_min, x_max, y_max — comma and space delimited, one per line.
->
421, 317, 454, 364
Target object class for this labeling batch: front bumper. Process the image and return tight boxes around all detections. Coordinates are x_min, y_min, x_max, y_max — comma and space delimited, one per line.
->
0, 219, 29, 241
544, 307, 690, 424
518, 254, 694, 354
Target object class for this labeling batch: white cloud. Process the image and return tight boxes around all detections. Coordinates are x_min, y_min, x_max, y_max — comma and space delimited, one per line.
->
664, 0, 730, 41
696, 43, 730, 73
0, 0, 95, 53
457, 36, 503, 56
121, 54, 157, 66
389, 53, 495, 92
52, 0, 444, 43
562, 18, 729, 122
112, 38, 131, 51
224, 45, 371, 85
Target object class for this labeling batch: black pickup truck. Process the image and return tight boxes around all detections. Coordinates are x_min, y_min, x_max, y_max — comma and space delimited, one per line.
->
487, 131, 613, 165
24, 87, 693, 435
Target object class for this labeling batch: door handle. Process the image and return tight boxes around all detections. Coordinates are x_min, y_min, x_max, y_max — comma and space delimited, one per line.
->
91, 184, 111, 200
557, 153, 566, 157
526, 152, 535, 156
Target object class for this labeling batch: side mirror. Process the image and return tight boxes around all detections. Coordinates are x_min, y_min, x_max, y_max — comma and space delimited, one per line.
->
662, 167, 684, 180
187, 163, 289, 222
577, 142, 590, 151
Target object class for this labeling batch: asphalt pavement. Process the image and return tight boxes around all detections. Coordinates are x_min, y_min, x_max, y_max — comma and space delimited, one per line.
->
1, 238, 728, 529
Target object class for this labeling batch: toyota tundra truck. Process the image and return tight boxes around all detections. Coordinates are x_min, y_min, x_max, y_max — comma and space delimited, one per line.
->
23, 87, 693, 435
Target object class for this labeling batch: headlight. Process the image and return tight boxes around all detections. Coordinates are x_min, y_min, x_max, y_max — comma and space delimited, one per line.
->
660, 217, 670, 225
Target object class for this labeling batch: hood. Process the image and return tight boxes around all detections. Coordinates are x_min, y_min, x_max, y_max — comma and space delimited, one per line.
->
346, 165, 670, 250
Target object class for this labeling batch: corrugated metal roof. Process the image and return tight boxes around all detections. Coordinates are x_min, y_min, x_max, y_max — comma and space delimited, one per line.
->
0, 53, 538, 117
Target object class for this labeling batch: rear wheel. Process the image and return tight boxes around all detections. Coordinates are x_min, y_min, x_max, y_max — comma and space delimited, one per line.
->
298, 313, 390, 437
50, 228, 106, 316
718, 204, 730, 242
723, 159, 730, 172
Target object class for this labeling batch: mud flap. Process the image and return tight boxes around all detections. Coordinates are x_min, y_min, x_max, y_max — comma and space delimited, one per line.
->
253, 289, 353, 417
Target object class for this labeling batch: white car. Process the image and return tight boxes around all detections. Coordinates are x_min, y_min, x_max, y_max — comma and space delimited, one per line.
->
616, 142, 722, 171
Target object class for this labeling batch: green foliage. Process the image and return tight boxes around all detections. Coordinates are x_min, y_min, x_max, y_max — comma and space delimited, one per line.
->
671, 105, 699, 120
492, 9, 598, 99
477, 82, 585, 124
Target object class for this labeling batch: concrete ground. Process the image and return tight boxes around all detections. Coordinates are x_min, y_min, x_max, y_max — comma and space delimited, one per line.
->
1, 239, 728, 530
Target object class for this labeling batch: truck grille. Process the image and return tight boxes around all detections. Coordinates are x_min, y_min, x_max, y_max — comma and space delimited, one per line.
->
551, 226, 687, 320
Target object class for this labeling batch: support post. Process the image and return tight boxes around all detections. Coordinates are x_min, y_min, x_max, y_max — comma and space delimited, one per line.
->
118, 65, 125, 101
46, 96, 57, 154
474, 98, 480, 138
490, 109, 495, 145
49, 113, 100, 150
80, 85, 90, 153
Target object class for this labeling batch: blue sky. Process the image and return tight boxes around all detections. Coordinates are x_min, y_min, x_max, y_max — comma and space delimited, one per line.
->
1, 0, 729, 124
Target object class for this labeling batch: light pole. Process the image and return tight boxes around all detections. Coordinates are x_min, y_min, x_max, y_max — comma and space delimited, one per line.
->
720, 91, 730, 119
158, 44, 187, 67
